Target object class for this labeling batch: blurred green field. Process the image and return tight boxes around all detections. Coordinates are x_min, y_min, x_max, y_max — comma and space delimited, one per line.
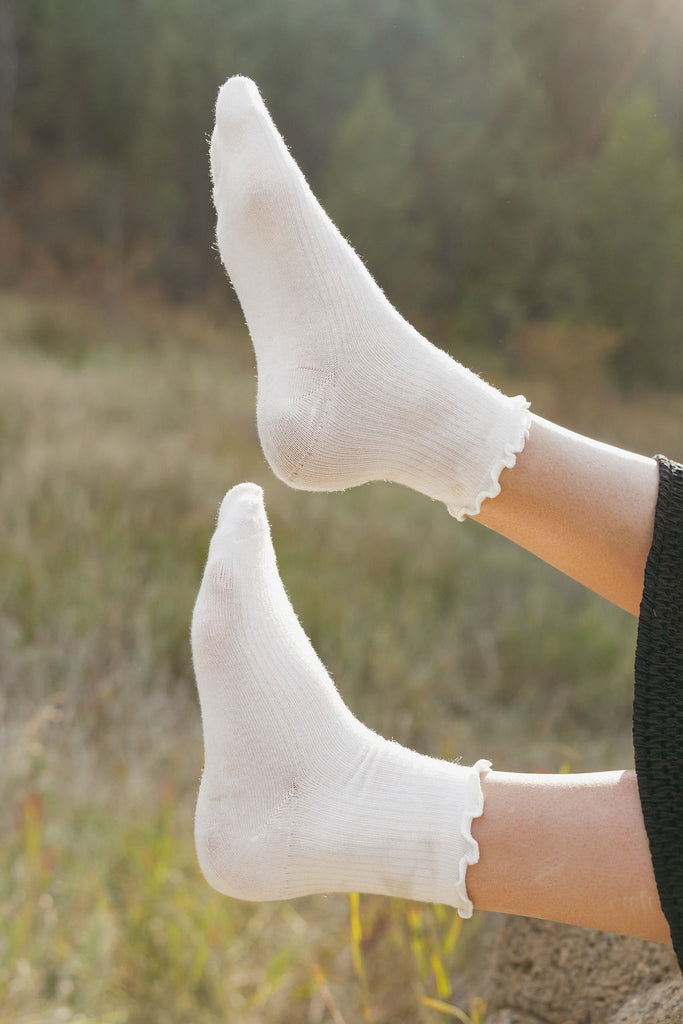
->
2, 290, 682, 1023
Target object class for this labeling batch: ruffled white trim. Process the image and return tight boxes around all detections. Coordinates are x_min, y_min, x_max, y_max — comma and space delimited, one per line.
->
454, 758, 491, 919
449, 396, 532, 522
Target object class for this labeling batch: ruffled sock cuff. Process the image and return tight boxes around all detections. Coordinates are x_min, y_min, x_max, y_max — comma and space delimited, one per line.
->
449, 396, 532, 522
455, 758, 491, 919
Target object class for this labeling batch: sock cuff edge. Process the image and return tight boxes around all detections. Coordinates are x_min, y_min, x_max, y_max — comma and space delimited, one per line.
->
454, 758, 492, 918
449, 398, 532, 522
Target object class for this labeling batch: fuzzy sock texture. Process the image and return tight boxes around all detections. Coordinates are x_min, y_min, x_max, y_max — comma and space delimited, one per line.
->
192, 482, 489, 913
211, 76, 530, 519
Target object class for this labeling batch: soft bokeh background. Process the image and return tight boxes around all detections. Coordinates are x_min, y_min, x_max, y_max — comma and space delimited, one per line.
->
2, 2, 683, 1022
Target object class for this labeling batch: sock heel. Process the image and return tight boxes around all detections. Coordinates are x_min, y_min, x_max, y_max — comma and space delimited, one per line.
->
257, 366, 338, 488
194, 782, 294, 902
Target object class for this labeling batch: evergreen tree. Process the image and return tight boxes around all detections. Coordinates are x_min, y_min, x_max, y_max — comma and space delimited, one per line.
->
580, 93, 683, 386
323, 76, 428, 303
3, 0, 683, 385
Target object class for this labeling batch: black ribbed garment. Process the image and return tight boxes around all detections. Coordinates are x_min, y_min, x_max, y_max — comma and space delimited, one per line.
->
634, 455, 683, 971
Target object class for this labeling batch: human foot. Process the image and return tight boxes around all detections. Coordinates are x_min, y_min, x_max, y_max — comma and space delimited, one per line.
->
192, 483, 489, 912
210, 77, 530, 519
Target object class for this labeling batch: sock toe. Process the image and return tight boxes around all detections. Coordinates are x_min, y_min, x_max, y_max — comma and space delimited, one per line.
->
212, 76, 273, 176
215, 76, 264, 131
218, 480, 264, 522
209, 483, 270, 559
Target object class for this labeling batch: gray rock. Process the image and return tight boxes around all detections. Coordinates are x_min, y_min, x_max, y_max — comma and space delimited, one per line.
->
609, 979, 683, 1024
485, 1012, 544, 1024
484, 916, 681, 1024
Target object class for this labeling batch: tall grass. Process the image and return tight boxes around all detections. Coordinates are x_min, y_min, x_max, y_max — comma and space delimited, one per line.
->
2, 290, 681, 1022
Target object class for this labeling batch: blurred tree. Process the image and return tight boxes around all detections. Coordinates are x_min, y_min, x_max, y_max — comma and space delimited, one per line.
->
579, 92, 683, 386
3, 0, 682, 383
0, 0, 19, 215
323, 75, 429, 300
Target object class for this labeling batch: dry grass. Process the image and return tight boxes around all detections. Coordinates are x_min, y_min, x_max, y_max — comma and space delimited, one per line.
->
2, 289, 681, 1022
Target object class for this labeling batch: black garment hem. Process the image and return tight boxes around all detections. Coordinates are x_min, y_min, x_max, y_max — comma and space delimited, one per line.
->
634, 455, 683, 970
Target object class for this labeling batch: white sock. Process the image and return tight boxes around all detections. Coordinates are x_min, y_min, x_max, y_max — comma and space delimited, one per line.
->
192, 482, 489, 914
211, 77, 530, 520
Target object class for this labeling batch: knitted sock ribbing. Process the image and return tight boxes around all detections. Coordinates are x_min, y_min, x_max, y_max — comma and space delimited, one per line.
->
211, 77, 530, 519
192, 483, 489, 913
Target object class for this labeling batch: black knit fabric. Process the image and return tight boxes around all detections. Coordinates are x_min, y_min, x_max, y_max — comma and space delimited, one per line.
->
633, 455, 683, 971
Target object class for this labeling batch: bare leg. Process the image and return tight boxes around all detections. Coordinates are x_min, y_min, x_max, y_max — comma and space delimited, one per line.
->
476, 415, 660, 615
192, 486, 670, 945
469, 769, 670, 943
206, 78, 671, 945
211, 78, 660, 617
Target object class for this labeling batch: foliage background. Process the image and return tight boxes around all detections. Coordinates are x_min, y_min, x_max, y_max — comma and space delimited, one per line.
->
2, 0, 683, 384
1, 2, 683, 1022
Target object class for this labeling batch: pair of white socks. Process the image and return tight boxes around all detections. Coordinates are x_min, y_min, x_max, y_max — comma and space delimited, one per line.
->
192, 77, 530, 916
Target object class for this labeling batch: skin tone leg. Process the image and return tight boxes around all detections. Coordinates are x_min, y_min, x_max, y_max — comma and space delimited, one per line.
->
208, 78, 669, 943
192, 412, 668, 939
190, 439, 669, 944
475, 413, 660, 615
469, 770, 671, 944
470, 414, 669, 942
